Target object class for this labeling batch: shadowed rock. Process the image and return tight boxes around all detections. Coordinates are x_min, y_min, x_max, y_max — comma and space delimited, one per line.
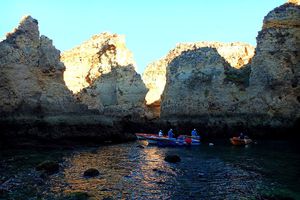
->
36, 160, 59, 174
83, 168, 100, 177
164, 155, 181, 163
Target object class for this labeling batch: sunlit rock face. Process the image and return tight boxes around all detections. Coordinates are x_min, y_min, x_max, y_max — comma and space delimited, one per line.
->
288, 0, 300, 5
0, 16, 83, 115
61, 33, 136, 93
142, 59, 167, 105
61, 33, 147, 117
143, 42, 254, 117
248, 2, 300, 119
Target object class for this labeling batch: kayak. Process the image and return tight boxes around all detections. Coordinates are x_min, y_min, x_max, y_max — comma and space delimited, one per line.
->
135, 133, 200, 146
230, 137, 252, 146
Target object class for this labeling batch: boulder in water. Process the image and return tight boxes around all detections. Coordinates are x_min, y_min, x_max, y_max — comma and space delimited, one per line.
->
36, 160, 59, 174
65, 191, 92, 200
164, 155, 181, 163
83, 168, 100, 177
137, 144, 145, 148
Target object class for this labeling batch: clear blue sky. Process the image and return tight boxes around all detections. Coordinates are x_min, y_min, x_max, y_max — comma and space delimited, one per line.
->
1, 0, 285, 74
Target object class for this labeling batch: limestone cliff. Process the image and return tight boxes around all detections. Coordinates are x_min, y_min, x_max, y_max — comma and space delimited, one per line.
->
0, 16, 83, 116
61, 33, 148, 117
159, 2, 300, 130
143, 42, 254, 117
248, 2, 300, 119
159, 42, 254, 119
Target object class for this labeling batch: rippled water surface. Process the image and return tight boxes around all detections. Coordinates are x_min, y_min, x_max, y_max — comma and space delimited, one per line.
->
0, 140, 299, 199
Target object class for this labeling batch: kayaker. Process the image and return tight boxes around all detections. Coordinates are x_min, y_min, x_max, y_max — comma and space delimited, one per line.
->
158, 130, 163, 137
239, 132, 245, 139
168, 129, 174, 138
191, 129, 198, 137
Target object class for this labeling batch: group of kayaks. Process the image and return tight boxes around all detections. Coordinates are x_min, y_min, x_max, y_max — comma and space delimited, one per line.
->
136, 133, 201, 147
136, 133, 253, 147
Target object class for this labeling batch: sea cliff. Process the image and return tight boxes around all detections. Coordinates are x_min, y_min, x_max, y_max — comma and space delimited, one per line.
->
0, 1, 299, 144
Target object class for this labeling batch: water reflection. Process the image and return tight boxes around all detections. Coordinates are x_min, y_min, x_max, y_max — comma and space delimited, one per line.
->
1, 141, 299, 199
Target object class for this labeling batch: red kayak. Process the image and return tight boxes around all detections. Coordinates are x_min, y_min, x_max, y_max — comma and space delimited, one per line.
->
230, 137, 252, 146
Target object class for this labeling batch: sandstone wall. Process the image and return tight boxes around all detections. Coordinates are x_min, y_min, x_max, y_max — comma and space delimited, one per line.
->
0, 16, 84, 116
143, 42, 254, 118
158, 2, 300, 129
159, 43, 254, 118
248, 2, 300, 119
61, 33, 148, 117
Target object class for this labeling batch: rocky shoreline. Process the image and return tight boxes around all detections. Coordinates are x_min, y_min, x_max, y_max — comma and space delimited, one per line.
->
0, 1, 299, 145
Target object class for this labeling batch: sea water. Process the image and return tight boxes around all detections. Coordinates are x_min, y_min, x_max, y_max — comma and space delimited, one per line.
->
0, 140, 299, 199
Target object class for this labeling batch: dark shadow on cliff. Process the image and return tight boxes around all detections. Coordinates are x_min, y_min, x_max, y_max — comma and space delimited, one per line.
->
155, 46, 299, 139
160, 46, 250, 117
76, 64, 148, 119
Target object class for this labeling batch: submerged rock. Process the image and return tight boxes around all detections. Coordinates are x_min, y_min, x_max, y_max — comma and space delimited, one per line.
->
164, 155, 181, 163
83, 168, 100, 177
65, 191, 92, 200
36, 160, 59, 174
136, 144, 145, 148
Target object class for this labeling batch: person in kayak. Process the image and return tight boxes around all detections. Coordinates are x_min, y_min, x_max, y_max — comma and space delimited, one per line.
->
191, 129, 198, 137
158, 130, 163, 137
239, 132, 245, 139
168, 129, 174, 138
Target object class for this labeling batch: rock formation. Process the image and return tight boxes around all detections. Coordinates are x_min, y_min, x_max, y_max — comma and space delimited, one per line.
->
61, 33, 148, 117
0, 1, 298, 141
248, 2, 300, 120
288, 0, 300, 5
158, 2, 299, 132
159, 42, 254, 118
143, 42, 254, 118
0, 16, 138, 142
0, 16, 83, 116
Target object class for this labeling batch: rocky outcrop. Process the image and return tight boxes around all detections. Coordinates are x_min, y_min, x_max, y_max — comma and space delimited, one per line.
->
61, 33, 148, 117
143, 42, 254, 117
0, 1, 298, 141
0, 16, 84, 116
288, 0, 300, 5
160, 43, 254, 118
61, 33, 137, 93
159, 2, 300, 132
248, 2, 300, 119
0, 16, 138, 143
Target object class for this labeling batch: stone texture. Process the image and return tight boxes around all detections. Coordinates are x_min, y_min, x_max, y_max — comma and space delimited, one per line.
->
160, 43, 251, 118
142, 59, 167, 105
159, 2, 300, 129
61, 33, 137, 93
0, 16, 84, 116
143, 42, 254, 105
248, 3, 300, 119
36, 160, 59, 175
288, 0, 300, 5
144, 42, 254, 117
61, 33, 148, 117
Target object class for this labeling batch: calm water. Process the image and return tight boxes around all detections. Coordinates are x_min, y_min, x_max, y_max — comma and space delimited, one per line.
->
0, 140, 299, 200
